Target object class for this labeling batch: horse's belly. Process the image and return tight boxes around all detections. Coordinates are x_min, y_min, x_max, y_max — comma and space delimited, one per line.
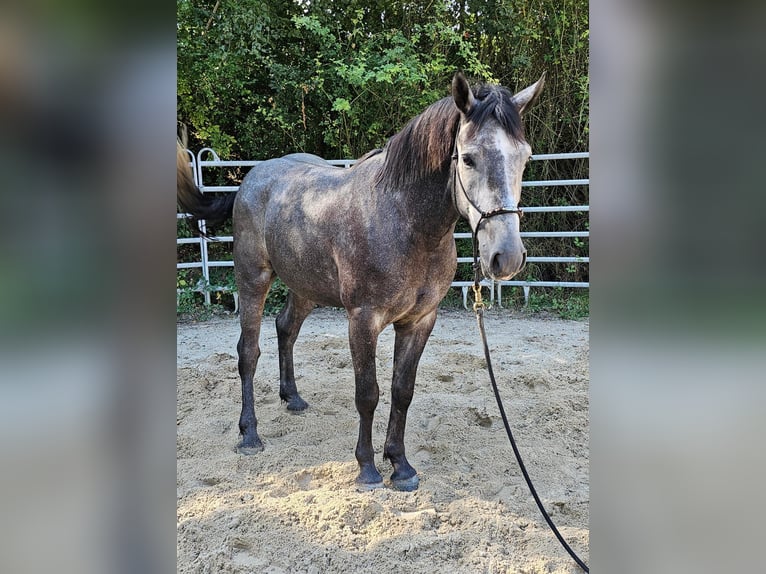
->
268, 244, 344, 307
282, 275, 344, 308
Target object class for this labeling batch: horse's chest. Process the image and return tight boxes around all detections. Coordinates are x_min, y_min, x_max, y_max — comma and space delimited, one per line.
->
400, 241, 456, 295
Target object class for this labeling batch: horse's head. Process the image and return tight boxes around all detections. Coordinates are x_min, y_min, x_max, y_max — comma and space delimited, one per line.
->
451, 72, 545, 281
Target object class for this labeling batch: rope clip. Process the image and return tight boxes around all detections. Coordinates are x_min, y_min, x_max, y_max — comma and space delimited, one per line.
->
472, 283, 486, 313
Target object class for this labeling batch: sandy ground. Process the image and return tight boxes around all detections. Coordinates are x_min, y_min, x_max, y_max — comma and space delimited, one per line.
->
177, 307, 589, 573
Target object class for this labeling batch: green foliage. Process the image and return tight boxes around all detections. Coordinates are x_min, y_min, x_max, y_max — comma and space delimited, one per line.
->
440, 287, 469, 309
177, 0, 588, 160
263, 278, 290, 315
175, 265, 292, 319
525, 288, 589, 320
176, 271, 199, 316
176, 270, 218, 320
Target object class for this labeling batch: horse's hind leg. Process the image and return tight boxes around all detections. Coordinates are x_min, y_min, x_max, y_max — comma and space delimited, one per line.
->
276, 290, 315, 411
384, 310, 438, 491
235, 268, 273, 454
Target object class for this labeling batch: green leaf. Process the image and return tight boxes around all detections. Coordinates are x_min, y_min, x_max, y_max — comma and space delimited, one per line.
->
332, 98, 351, 113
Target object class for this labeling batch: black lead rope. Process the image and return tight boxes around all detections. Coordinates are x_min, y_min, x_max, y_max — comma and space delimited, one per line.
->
470, 235, 590, 573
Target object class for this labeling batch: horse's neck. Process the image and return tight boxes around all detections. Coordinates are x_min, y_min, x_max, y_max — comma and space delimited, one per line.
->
396, 168, 459, 240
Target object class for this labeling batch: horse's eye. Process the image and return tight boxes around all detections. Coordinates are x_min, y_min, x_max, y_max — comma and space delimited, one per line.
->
462, 155, 474, 168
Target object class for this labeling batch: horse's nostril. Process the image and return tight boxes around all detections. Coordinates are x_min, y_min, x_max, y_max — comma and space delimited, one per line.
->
521, 251, 527, 269
491, 253, 503, 275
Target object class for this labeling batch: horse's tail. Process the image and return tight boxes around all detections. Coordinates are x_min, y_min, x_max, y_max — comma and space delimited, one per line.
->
177, 141, 235, 236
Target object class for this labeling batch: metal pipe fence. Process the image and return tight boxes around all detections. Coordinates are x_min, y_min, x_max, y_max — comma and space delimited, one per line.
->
177, 149, 588, 310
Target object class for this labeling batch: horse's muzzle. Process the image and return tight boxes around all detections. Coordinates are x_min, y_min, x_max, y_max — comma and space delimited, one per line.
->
484, 248, 527, 281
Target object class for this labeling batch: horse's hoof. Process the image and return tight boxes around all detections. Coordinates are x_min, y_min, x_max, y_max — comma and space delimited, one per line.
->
355, 466, 384, 492
285, 395, 309, 412
235, 439, 264, 455
391, 474, 420, 492
355, 479, 385, 492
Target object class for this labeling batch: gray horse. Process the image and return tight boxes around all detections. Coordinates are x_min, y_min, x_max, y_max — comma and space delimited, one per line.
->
178, 72, 544, 491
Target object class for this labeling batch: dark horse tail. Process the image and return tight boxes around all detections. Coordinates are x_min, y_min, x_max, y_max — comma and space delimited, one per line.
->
177, 141, 235, 236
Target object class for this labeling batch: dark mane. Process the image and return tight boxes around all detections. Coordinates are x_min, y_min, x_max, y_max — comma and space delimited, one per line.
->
376, 97, 460, 192
376, 82, 525, 191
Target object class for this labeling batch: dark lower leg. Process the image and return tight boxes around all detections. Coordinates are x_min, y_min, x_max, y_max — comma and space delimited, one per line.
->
235, 275, 272, 454
236, 331, 263, 453
348, 308, 384, 489
276, 291, 315, 411
384, 311, 437, 490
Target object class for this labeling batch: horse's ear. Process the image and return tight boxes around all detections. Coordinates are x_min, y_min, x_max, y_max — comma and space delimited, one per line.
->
512, 72, 546, 115
452, 72, 476, 115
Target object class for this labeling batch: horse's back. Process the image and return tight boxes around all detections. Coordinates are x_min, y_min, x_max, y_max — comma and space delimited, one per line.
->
281, 152, 335, 168
236, 149, 382, 210
238, 152, 345, 192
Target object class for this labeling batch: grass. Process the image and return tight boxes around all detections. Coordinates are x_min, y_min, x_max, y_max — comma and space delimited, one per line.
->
176, 290, 230, 322
177, 284, 589, 321
523, 288, 589, 320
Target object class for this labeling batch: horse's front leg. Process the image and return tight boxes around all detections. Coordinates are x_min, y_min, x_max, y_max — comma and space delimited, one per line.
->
384, 310, 438, 491
347, 307, 385, 491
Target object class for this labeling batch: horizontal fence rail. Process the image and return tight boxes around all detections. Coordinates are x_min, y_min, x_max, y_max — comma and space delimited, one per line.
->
178, 149, 589, 309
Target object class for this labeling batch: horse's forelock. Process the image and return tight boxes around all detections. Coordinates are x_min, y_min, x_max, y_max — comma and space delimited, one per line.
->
464, 84, 525, 143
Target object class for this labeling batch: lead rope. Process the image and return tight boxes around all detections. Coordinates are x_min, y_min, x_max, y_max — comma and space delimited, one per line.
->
471, 233, 590, 573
